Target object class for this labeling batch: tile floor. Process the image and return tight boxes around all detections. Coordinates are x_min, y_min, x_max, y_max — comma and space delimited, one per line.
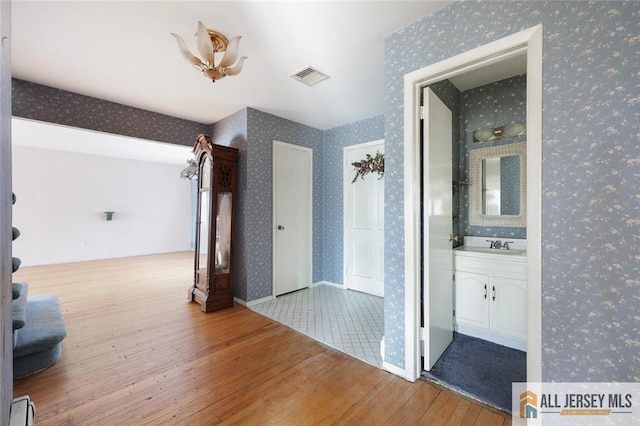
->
250, 284, 384, 367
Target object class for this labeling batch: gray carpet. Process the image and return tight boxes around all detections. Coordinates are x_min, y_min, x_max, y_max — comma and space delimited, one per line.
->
422, 332, 526, 412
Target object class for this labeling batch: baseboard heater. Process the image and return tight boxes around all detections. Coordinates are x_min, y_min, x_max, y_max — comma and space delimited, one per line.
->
9, 396, 35, 426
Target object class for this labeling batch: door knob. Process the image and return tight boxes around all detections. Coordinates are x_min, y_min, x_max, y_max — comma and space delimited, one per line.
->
277, 225, 285, 230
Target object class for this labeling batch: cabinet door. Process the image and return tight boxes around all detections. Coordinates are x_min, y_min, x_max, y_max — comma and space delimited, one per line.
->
490, 276, 526, 339
455, 271, 490, 331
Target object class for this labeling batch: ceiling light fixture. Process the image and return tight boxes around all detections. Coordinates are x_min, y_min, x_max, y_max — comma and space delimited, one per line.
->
473, 121, 526, 142
171, 21, 247, 82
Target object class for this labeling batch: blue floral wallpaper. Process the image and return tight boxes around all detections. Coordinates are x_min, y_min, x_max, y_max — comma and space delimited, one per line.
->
211, 109, 249, 300
12, 79, 209, 146
460, 75, 527, 239
384, 0, 639, 380
500, 155, 521, 216
246, 108, 323, 301
321, 115, 385, 284
212, 108, 323, 302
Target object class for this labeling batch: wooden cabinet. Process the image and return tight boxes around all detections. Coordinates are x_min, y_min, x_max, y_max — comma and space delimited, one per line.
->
188, 134, 238, 313
454, 250, 526, 351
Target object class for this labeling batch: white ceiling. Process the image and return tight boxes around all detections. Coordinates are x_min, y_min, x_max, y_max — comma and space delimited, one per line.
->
12, 1, 455, 131
449, 53, 527, 92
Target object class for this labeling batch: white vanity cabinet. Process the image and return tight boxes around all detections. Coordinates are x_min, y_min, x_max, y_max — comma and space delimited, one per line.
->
454, 249, 526, 351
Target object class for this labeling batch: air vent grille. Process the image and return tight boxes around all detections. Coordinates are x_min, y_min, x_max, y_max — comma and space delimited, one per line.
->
291, 66, 330, 86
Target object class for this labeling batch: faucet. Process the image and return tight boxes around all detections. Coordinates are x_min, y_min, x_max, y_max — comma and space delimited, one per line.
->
485, 239, 514, 250
486, 239, 501, 249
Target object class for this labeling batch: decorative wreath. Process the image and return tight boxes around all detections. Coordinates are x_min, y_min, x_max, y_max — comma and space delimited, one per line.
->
351, 151, 384, 183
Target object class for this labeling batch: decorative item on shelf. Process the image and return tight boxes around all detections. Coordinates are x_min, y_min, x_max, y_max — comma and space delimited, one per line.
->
104, 211, 115, 221
473, 121, 526, 143
171, 21, 247, 82
180, 158, 198, 180
351, 151, 384, 183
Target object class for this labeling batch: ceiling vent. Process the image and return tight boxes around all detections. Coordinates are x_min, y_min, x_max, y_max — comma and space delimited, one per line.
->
291, 66, 330, 86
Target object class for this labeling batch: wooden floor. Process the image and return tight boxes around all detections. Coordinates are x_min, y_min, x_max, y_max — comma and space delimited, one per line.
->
12, 252, 511, 425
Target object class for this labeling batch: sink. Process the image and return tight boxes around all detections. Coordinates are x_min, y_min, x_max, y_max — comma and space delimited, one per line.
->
454, 246, 526, 256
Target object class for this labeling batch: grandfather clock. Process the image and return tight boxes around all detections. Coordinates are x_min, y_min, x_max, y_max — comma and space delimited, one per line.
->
189, 134, 238, 312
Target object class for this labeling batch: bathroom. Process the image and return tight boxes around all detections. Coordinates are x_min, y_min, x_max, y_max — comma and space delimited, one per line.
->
422, 63, 528, 411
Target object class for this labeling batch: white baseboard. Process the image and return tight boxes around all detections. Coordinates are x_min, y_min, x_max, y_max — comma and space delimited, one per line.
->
311, 280, 345, 289
382, 361, 410, 380
235, 295, 275, 307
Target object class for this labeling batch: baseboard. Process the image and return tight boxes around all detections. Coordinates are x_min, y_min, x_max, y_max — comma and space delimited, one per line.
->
311, 281, 345, 289
235, 295, 275, 307
382, 361, 410, 380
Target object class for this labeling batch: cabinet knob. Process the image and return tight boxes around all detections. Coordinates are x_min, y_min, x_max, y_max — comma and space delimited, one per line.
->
484, 284, 487, 299
492, 286, 496, 301
277, 225, 285, 230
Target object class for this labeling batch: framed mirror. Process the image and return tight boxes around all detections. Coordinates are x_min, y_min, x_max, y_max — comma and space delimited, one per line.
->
469, 142, 526, 227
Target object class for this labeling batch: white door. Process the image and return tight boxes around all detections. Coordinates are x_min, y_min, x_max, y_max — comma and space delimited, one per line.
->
344, 140, 384, 297
422, 88, 454, 370
273, 141, 313, 296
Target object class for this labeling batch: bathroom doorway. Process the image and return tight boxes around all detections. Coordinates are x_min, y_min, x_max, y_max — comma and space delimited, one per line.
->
403, 25, 543, 400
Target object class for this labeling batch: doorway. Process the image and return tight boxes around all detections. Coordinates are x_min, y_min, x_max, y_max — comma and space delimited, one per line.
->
343, 139, 385, 297
402, 25, 543, 385
421, 88, 453, 370
272, 140, 313, 296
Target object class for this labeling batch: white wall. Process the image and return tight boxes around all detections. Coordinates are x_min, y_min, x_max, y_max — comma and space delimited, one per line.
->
12, 144, 192, 266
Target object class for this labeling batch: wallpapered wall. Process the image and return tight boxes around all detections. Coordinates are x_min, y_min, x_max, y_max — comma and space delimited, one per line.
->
12, 79, 209, 146
321, 116, 385, 284
213, 111, 384, 296
211, 109, 249, 300
460, 75, 527, 239
384, 0, 639, 380
212, 108, 324, 302
246, 108, 324, 301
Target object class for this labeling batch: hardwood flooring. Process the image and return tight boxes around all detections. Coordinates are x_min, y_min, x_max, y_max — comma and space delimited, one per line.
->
12, 252, 511, 425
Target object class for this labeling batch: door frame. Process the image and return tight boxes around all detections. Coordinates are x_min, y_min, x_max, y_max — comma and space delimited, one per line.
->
272, 140, 313, 297
402, 25, 543, 382
343, 139, 385, 295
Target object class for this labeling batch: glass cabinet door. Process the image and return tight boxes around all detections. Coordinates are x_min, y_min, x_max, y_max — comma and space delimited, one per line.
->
196, 156, 212, 281
215, 192, 232, 275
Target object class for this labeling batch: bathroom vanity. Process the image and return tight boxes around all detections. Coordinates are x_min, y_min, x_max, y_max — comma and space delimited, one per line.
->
454, 238, 527, 351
